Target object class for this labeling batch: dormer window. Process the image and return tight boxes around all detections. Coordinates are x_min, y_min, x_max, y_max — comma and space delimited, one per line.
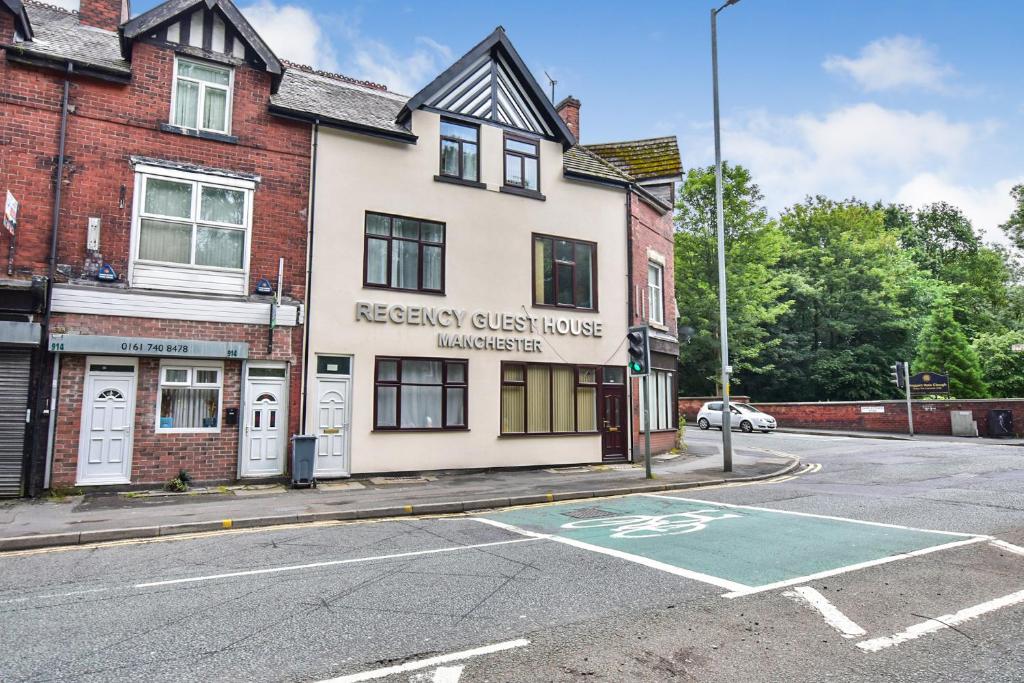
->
172, 57, 233, 134
439, 119, 479, 182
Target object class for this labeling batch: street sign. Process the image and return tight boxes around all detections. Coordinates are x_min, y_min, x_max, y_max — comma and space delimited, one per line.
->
3, 191, 17, 235
909, 371, 949, 396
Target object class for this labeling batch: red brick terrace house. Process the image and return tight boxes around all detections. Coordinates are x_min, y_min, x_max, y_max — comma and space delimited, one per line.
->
0, 0, 326, 493
555, 99, 683, 455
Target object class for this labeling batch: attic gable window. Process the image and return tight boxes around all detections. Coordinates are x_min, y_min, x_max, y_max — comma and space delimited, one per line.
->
504, 134, 539, 192
439, 120, 479, 182
172, 58, 233, 135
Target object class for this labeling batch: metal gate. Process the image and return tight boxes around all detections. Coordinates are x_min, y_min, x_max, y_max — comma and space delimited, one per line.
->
0, 349, 31, 497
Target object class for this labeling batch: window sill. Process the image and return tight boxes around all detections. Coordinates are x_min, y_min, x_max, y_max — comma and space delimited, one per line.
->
362, 284, 446, 297
531, 303, 599, 314
433, 175, 486, 190
500, 185, 546, 201
372, 427, 470, 433
160, 123, 238, 145
499, 432, 599, 438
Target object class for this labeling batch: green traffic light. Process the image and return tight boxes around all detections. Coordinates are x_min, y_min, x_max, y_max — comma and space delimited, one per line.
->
630, 361, 642, 372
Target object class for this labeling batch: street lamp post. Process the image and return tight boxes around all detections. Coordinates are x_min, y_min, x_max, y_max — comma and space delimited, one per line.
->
711, 0, 740, 472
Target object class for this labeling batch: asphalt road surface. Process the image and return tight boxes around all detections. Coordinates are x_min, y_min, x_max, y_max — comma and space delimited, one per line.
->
2, 431, 1023, 682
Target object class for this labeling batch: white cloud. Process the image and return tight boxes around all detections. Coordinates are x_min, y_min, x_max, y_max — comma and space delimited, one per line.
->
683, 103, 1015, 243
824, 36, 954, 93
347, 36, 452, 96
239, 1, 339, 71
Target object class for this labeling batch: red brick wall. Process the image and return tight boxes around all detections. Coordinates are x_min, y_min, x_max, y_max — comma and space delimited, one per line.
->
0, 10, 14, 44
78, 0, 126, 31
678, 397, 1022, 438
0, 41, 310, 299
49, 313, 303, 487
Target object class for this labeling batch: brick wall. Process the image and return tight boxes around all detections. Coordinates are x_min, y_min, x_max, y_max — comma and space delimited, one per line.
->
678, 396, 1022, 437
0, 41, 310, 299
49, 312, 303, 487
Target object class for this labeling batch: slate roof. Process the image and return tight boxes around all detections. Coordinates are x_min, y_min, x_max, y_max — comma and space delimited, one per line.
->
584, 136, 682, 181
563, 145, 634, 184
269, 68, 416, 141
6, 2, 130, 76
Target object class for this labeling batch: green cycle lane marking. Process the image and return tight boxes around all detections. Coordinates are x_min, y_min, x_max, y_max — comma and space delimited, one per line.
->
476, 494, 989, 597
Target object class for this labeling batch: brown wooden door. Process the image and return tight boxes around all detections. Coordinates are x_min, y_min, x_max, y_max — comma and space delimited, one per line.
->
600, 384, 627, 461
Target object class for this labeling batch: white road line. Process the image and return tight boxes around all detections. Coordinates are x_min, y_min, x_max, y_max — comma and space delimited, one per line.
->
0, 587, 110, 605
723, 536, 990, 598
317, 639, 529, 683
991, 539, 1024, 557
642, 493, 988, 538
856, 588, 1024, 652
133, 537, 543, 589
409, 665, 464, 682
783, 586, 866, 638
473, 518, 750, 592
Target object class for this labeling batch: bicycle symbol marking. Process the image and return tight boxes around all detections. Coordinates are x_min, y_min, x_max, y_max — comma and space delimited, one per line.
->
560, 509, 741, 538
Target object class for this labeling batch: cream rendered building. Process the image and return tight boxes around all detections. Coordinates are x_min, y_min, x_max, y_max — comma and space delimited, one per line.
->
281, 28, 644, 475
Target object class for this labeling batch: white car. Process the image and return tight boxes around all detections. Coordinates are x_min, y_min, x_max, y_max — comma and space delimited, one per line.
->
696, 401, 776, 433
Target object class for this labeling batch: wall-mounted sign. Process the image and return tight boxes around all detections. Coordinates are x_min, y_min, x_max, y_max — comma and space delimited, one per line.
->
860, 406, 885, 414
909, 371, 949, 396
1013, 344, 1024, 353
3, 191, 17, 235
355, 301, 605, 353
49, 334, 248, 359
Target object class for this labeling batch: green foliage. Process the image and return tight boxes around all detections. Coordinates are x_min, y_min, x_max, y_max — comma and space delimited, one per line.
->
743, 197, 924, 401
915, 300, 988, 398
674, 163, 791, 395
164, 469, 193, 493
1001, 184, 1024, 251
972, 330, 1024, 397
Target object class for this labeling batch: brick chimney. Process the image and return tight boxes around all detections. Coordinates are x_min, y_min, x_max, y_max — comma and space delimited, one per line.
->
79, 0, 130, 32
556, 96, 581, 141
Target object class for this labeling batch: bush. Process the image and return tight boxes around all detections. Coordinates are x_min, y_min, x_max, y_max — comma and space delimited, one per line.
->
164, 469, 193, 493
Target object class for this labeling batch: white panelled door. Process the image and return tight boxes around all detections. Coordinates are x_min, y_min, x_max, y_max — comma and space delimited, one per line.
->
77, 363, 136, 485
315, 378, 350, 477
242, 366, 288, 477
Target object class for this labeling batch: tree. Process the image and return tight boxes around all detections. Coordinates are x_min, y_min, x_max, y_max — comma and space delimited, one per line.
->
674, 163, 791, 395
972, 330, 1024, 398
915, 299, 988, 398
1001, 184, 1024, 251
744, 197, 926, 401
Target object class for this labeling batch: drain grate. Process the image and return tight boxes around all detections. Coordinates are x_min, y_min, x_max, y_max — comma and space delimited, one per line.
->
561, 507, 617, 520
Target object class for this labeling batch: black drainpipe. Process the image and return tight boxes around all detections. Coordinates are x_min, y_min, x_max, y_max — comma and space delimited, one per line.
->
299, 120, 320, 430
28, 62, 73, 496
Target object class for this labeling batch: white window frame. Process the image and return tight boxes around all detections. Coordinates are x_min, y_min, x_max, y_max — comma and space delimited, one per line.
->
129, 165, 255, 295
156, 360, 225, 434
640, 369, 675, 431
648, 261, 664, 326
170, 56, 234, 135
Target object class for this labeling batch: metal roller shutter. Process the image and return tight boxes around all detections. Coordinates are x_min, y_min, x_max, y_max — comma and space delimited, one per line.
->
0, 349, 31, 497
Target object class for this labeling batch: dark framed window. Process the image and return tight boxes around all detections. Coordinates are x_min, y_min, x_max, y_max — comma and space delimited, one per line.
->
374, 357, 468, 430
363, 212, 445, 293
500, 362, 599, 435
503, 134, 539, 191
532, 234, 597, 310
640, 369, 677, 431
439, 119, 479, 182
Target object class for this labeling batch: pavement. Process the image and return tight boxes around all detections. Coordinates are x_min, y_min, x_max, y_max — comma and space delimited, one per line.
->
1, 430, 1021, 682
0, 439, 796, 551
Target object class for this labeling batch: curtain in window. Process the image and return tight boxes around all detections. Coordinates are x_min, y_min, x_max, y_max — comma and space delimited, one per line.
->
552, 366, 575, 432
534, 239, 551, 303
195, 227, 243, 268
174, 80, 199, 129
200, 187, 244, 224
576, 387, 597, 432
161, 387, 218, 428
376, 386, 397, 427
392, 241, 419, 289
446, 388, 465, 427
501, 385, 524, 433
423, 245, 442, 290
139, 219, 191, 263
146, 179, 192, 217
526, 365, 550, 433
366, 239, 388, 284
400, 360, 442, 428
203, 87, 228, 131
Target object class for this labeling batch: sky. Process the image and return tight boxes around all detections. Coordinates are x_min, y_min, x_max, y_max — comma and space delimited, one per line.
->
55, 0, 1024, 244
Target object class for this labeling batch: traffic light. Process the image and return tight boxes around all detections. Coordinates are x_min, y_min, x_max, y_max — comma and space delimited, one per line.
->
627, 325, 650, 376
890, 362, 905, 389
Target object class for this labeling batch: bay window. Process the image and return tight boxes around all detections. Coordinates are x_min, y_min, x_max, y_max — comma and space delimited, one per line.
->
639, 369, 676, 431
157, 363, 223, 432
533, 234, 597, 310
374, 357, 467, 430
500, 362, 598, 435
364, 212, 445, 293
172, 57, 233, 134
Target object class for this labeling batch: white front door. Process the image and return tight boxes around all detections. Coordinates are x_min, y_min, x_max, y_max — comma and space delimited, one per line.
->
77, 362, 136, 485
241, 365, 288, 478
315, 378, 350, 477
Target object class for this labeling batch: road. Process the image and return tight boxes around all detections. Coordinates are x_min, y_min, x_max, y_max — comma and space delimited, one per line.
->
1, 431, 1023, 682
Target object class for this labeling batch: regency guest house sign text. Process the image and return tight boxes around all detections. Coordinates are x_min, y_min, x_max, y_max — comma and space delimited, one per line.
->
355, 301, 604, 353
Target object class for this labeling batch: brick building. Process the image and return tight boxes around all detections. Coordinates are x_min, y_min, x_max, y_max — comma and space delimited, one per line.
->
563, 102, 683, 455
0, 0, 314, 492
